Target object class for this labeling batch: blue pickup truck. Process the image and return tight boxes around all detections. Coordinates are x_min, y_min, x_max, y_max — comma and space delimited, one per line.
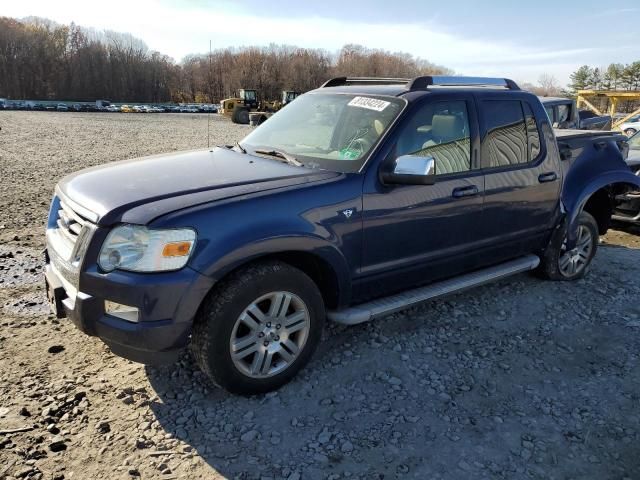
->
45, 76, 640, 394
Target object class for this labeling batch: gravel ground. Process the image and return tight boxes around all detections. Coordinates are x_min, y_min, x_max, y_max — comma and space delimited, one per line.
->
1, 111, 639, 480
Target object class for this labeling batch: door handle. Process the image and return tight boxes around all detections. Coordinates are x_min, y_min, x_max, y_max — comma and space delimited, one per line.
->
538, 172, 557, 183
452, 185, 479, 198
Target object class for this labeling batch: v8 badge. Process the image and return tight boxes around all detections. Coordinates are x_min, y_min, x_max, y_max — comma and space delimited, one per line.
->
341, 209, 354, 219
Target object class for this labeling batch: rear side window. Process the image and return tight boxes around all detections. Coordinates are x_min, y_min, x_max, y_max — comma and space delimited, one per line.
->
523, 103, 541, 161
482, 100, 528, 167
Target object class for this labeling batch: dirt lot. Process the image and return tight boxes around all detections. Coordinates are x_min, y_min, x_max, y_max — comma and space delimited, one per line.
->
1, 111, 639, 480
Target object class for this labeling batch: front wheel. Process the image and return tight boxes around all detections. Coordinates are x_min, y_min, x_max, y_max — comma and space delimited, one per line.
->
625, 128, 637, 137
538, 211, 598, 281
191, 261, 325, 395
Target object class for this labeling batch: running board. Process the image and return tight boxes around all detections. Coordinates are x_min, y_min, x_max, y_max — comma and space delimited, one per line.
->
328, 255, 540, 325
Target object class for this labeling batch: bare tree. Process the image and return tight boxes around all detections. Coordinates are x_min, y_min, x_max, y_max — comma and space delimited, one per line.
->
537, 74, 562, 97
0, 16, 454, 103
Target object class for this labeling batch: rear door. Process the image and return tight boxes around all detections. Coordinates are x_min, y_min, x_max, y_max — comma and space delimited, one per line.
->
479, 96, 562, 257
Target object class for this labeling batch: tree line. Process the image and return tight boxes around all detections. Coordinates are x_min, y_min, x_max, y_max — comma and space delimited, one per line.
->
569, 63, 640, 93
0, 17, 451, 103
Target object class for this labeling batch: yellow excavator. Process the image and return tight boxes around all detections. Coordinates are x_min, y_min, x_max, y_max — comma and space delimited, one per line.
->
220, 89, 300, 125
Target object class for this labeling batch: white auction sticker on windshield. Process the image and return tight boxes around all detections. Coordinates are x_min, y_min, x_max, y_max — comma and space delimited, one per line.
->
348, 96, 390, 112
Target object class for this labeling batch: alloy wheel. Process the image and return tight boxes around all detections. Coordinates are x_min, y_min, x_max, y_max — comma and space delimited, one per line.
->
558, 225, 593, 277
230, 291, 310, 378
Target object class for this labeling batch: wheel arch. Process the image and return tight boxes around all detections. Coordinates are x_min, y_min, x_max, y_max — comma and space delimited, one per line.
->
197, 238, 352, 311
565, 171, 640, 245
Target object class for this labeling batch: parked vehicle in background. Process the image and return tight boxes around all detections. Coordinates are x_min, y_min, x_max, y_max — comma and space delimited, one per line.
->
106, 105, 120, 112
220, 89, 298, 125
44, 75, 640, 395
0, 98, 6, 109
623, 130, 640, 173
578, 110, 612, 130
612, 130, 640, 224
619, 115, 640, 136
539, 97, 611, 130
56, 103, 68, 112
282, 90, 300, 106
71, 104, 82, 112
11, 101, 28, 110
120, 105, 133, 113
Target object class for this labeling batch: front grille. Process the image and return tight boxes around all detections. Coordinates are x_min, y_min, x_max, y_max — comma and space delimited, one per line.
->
56, 200, 87, 247
47, 195, 95, 273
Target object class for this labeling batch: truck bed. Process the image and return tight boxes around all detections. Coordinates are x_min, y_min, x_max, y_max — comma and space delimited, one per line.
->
554, 129, 621, 141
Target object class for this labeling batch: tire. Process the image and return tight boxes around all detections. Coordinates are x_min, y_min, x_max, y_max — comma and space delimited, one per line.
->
625, 128, 637, 137
191, 261, 325, 395
231, 105, 250, 124
538, 211, 598, 281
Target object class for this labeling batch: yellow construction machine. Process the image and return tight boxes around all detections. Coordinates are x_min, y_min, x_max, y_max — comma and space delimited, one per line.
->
220, 89, 300, 125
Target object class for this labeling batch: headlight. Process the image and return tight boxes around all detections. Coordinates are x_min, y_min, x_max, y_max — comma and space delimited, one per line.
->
98, 224, 196, 272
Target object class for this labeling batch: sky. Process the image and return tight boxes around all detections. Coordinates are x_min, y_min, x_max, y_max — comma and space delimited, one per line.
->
2, 0, 639, 87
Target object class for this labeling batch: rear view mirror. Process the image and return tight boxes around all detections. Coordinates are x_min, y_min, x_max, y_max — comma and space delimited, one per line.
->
381, 154, 436, 185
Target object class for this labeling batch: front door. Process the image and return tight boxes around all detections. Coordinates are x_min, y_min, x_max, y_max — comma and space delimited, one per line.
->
356, 94, 486, 302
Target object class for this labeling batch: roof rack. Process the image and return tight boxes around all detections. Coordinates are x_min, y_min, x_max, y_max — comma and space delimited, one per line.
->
321, 77, 411, 88
321, 75, 520, 91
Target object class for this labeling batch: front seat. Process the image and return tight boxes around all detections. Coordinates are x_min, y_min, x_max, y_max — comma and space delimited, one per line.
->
422, 114, 470, 174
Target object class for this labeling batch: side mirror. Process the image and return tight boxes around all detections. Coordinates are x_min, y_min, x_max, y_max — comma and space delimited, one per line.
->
381, 154, 436, 185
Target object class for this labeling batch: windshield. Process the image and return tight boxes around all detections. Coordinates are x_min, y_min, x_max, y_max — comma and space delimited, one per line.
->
241, 92, 405, 172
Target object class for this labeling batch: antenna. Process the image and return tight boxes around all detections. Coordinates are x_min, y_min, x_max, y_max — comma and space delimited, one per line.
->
207, 39, 212, 149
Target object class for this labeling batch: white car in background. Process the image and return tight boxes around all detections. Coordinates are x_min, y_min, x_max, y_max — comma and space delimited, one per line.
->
620, 115, 640, 136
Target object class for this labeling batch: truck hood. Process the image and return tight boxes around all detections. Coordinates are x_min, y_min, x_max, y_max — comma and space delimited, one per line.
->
58, 147, 340, 226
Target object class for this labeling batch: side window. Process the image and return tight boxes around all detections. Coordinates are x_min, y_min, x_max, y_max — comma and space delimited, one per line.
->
396, 100, 471, 175
544, 105, 555, 123
523, 102, 541, 161
557, 104, 570, 123
482, 100, 528, 167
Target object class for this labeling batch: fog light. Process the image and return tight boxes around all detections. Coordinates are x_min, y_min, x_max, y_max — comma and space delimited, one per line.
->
105, 301, 139, 323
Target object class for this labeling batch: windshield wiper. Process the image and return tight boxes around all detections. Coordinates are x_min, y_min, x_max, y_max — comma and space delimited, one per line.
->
235, 141, 247, 154
253, 149, 303, 167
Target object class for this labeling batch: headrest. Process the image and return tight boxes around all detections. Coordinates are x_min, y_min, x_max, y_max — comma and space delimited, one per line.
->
431, 114, 463, 141
374, 119, 384, 135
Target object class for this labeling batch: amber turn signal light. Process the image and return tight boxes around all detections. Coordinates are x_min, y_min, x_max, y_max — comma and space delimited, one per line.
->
162, 241, 192, 257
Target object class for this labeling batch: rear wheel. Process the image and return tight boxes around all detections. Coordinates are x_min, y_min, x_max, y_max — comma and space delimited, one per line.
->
538, 211, 598, 281
192, 261, 325, 395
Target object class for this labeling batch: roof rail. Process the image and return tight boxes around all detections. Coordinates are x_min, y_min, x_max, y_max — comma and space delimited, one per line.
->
407, 75, 520, 91
321, 75, 520, 91
321, 77, 411, 88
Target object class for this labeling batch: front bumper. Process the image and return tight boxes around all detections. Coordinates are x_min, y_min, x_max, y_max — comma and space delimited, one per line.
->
45, 251, 214, 364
